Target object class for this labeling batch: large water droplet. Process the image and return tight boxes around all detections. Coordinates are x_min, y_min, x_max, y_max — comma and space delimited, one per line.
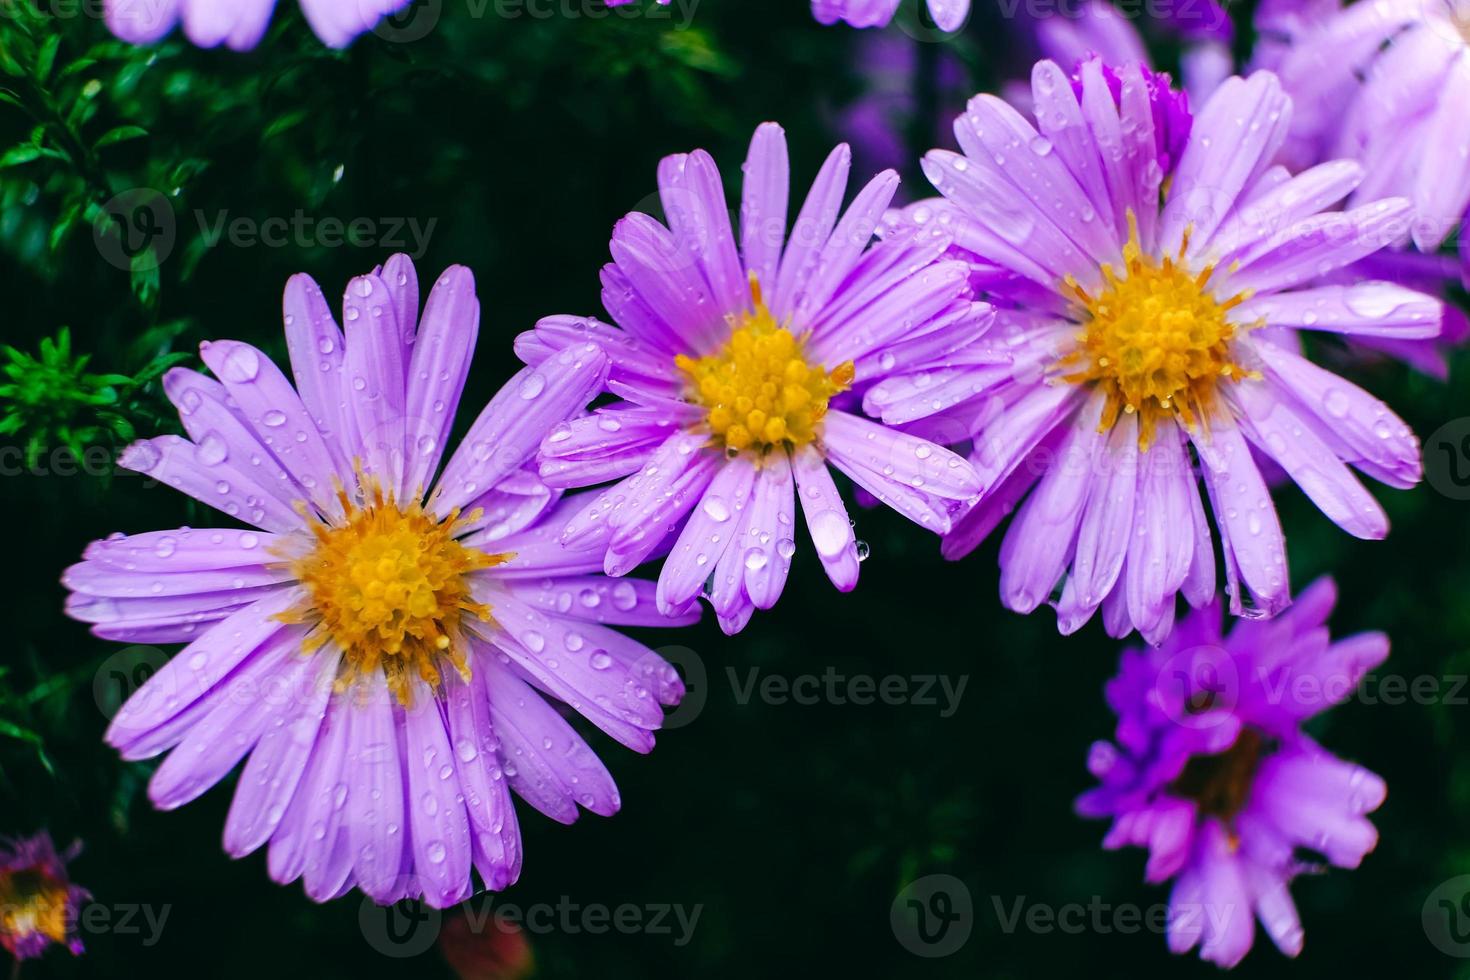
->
217, 345, 260, 383
810, 511, 850, 559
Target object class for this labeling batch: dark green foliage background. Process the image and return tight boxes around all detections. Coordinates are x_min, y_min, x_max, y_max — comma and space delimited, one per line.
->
3, 1, 1469, 977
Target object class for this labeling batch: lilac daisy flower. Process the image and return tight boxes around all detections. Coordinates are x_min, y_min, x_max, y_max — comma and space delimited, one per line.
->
104, 0, 413, 50
1267, 0, 1470, 251
1078, 577, 1387, 967
518, 122, 987, 634
873, 60, 1438, 642
0, 833, 89, 961
812, 0, 970, 33
62, 256, 693, 908
1001, 21, 1463, 379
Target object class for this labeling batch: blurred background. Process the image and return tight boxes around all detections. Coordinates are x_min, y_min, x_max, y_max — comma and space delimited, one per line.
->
3, 0, 1470, 976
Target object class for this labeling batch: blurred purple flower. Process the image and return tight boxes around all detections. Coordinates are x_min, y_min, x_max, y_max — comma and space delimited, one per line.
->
1078, 577, 1387, 968
1249, 0, 1470, 373
518, 122, 988, 634
0, 832, 88, 962
104, 0, 414, 50
62, 256, 693, 908
1266, 0, 1470, 252
1004, 0, 1235, 108
812, 0, 969, 32
877, 61, 1437, 641
829, 34, 968, 179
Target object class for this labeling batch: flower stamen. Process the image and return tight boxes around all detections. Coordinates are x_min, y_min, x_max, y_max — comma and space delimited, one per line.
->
1057, 213, 1255, 447
675, 275, 854, 454
278, 473, 508, 705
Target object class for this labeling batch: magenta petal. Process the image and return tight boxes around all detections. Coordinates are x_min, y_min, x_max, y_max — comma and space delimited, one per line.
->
434, 345, 608, 516
148, 628, 312, 811
345, 672, 406, 903
223, 647, 338, 857
400, 681, 473, 908
742, 450, 797, 610
740, 123, 791, 295
444, 669, 521, 892
792, 444, 860, 591
658, 455, 756, 611
282, 273, 354, 474
483, 658, 622, 822
403, 265, 479, 498
198, 339, 342, 517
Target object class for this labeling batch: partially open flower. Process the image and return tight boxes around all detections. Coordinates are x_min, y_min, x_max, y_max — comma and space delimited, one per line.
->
1078, 578, 1387, 967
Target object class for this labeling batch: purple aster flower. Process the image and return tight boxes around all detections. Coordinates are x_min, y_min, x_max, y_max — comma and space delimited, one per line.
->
1077, 577, 1387, 968
518, 122, 987, 634
812, 0, 970, 33
1267, 0, 1470, 251
62, 256, 693, 908
1008, 14, 1463, 377
874, 61, 1439, 642
104, 0, 414, 50
0, 833, 89, 962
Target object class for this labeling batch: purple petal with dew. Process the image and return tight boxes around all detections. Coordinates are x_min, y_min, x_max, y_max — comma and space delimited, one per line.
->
434, 345, 608, 516
403, 265, 478, 498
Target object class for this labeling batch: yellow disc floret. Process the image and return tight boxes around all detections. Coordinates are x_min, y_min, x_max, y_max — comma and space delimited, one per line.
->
675, 277, 854, 453
0, 866, 70, 953
281, 477, 508, 705
1058, 214, 1255, 447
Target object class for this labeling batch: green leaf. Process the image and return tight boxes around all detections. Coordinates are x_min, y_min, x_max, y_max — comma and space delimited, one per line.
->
130, 255, 162, 312
35, 33, 61, 83
0, 144, 43, 169
94, 125, 148, 149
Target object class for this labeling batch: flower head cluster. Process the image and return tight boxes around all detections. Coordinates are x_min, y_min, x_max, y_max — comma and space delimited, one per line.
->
521, 122, 987, 633
63, 256, 691, 907
876, 60, 1437, 642
1078, 578, 1387, 967
0, 833, 89, 962
50, 8, 1459, 963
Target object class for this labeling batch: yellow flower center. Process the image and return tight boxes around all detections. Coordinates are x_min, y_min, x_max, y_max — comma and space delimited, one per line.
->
0, 868, 69, 950
1058, 215, 1254, 447
675, 278, 854, 454
281, 479, 507, 705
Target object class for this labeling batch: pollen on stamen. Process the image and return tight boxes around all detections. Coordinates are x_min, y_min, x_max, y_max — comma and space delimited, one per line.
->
1055, 212, 1259, 448
675, 274, 854, 454
277, 472, 510, 706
